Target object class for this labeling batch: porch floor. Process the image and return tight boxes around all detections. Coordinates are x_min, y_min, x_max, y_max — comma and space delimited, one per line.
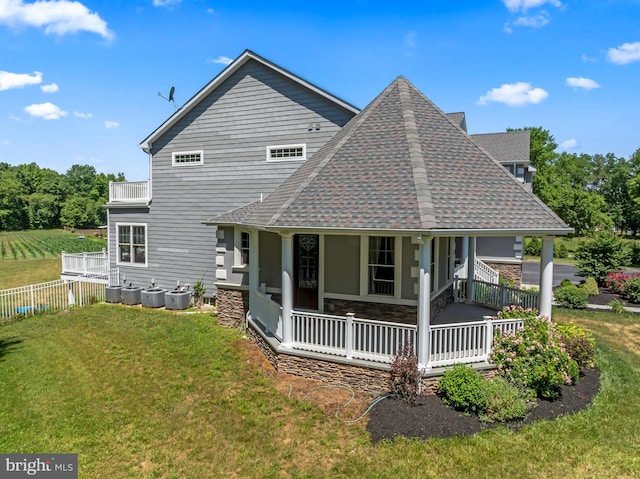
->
432, 302, 497, 325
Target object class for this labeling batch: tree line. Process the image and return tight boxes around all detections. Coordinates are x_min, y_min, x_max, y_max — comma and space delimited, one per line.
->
510, 127, 640, 236
0, 162, 125, 231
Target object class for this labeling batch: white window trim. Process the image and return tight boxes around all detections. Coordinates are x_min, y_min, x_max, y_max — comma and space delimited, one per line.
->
359, 235, 401, 299
266, 144, 306, 162
232, 229, 250, 273
172, 150, 204, 167
116, 222, 148, 268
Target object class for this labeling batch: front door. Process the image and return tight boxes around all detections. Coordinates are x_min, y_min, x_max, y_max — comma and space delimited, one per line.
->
294, 234, 319, 310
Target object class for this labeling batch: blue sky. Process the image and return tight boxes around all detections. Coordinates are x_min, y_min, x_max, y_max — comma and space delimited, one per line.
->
1, 0, 639, 181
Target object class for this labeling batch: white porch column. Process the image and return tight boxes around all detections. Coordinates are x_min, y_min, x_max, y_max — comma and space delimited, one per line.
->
456, 237, 469, 279
466, 237, 476, 301
417, 236, 432, 371
539, 236, 554, 320
280, 232, 294, 349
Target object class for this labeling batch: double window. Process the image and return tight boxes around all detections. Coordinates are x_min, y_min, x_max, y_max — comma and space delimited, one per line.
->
117, 224, 147, 266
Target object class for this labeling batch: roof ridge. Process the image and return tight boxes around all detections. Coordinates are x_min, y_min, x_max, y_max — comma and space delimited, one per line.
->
265, 79, 401, 226
397, 78, 436, 229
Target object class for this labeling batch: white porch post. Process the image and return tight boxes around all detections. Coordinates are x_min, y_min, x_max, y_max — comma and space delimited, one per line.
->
466, 237, 476, 301
457, 237, 469, 279
280, 232, 294, 349
539, 236, 554, 320
417, 236, 432, 371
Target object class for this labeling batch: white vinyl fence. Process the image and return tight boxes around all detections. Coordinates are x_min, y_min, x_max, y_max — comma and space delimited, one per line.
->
0, 280, 105, 322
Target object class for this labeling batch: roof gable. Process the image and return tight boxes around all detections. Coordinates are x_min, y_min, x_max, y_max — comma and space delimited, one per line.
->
215, 77, 570, 235
140, 50, 360, 150
470, 130, 531, 164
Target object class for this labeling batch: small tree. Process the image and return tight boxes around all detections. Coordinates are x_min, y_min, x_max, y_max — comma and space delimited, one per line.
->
574, 232, 631, 285
389, 344, 420, 403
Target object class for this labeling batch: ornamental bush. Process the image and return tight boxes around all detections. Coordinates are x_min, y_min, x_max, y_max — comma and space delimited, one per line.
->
437, 364, 487, 414
389, 344, 420, 404
580, 277, 599, 297
555, 322, 596, 369
554, 284, 588, 309
604, 272, 640, 304
524, 237, 541, 256
575, 232, 631, 285
490, 317, 580, 399
622, 276, 640, 304
496, 305, 539, 320
479, 377, 536, 423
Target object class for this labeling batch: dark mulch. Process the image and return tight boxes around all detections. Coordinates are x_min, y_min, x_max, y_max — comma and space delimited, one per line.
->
367, 367, 600, 443
587, 288, 636, 307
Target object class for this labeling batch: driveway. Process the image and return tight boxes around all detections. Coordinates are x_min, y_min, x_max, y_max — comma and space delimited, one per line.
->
522, 261, 583, 287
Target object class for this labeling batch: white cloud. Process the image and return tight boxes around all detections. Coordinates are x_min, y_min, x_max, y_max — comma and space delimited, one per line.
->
581, 54, 597, 63
0, 70, 42, 91
503, 0, 561, 12
153, 0, 181, 7
477, 82, 548, 106
104, 120, 118, 129
560, 139, 577, 149
41, 82, 58, 93
73, 110, 91, 118
566, 77, 600, 90
607, 42, 640, 65
24, 102, 67, 120
0, 0, 113, 39
404, 31, 417, 49
208, 55, 233, 66
512, 13, 549, 29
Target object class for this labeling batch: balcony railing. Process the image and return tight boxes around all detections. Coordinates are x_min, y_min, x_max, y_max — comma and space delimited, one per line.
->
109, 180, 150, 204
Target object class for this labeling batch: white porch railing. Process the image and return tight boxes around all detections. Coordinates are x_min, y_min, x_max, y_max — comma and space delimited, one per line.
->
457, 279, 538, 311
251, 290, 282, 339
109, 180, 150, 203
454, 257, 499, 284
0, 280, 106, 322
61, 250, 109, 276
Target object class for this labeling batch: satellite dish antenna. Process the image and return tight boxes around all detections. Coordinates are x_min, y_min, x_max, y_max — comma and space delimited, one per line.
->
158, 86, 179, 111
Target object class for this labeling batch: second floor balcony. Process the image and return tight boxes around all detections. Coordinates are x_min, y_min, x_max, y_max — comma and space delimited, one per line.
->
108, 180, 151, 205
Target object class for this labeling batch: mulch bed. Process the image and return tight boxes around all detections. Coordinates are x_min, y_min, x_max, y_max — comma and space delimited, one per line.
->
587, 288, 637, 307
367, 367, 600, 443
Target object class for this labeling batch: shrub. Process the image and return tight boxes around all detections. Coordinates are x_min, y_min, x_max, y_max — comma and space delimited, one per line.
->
554, 243, 569, 259
622, 276, 640, 304
389, 345, 420, 404
479, 377, 535, 423
554, 284, 588, 309
580, 277, 599, 297
609, 299, 626, 314
499, 276, 517, 288
629, 240, 640, 265
560, 279, 573, 287
555, 322, 596, 368
575, 232, 631, 285
437, 365, 487, 414
524, 237, 541, 256
491, 317, 580, 399
496, 304, 539, 320
605, 272, 640, 304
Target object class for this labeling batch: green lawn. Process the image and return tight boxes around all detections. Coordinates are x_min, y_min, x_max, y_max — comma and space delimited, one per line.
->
0, 258, 62, 289
0, 305, 639, 478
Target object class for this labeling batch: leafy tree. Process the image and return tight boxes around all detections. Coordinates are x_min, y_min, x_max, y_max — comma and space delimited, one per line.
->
574, 232, 631, 285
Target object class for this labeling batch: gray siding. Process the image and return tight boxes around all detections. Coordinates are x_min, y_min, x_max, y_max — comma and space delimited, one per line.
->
108, 60, 355, 295
324, 235, 360, 295
259, 231, 281, 288
401, 237, 418, 300
477, 236, 518, 260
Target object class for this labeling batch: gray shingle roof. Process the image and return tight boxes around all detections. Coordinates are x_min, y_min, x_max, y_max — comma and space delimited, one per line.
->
214, 77, 570, 235
470, 130, 531, 164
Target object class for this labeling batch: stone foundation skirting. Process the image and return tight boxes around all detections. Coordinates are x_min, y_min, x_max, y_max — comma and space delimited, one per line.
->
486, 262, 523, 285
216, 288, 249, 328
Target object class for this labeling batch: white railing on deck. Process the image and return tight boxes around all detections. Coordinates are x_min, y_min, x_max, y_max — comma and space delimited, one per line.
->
474, 258, 500, 284
0, 280, 106, 322
288, 310, 523, 367
456, 279, 538, 311
62, 250, 109, 276
251, 290, 282, 340
109, 180, 150, 203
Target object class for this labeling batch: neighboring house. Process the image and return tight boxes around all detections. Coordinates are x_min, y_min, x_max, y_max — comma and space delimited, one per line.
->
104, 50, 358, 293
206, 75, 570, 389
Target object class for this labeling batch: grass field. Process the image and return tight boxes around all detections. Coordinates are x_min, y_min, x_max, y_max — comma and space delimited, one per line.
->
0, 305, 638, 478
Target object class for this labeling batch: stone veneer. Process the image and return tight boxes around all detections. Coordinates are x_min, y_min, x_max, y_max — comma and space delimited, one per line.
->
216, 288, 248, 328
487, 262, 523, 285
